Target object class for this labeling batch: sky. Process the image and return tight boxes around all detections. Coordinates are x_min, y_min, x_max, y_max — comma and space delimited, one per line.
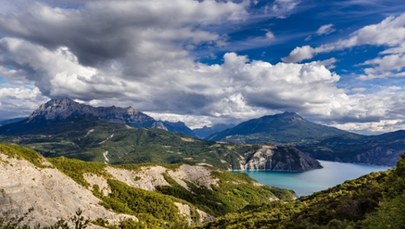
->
0, 0, 405, 133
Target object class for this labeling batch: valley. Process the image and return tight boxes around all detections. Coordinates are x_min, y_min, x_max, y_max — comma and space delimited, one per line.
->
0, 98, 322, 172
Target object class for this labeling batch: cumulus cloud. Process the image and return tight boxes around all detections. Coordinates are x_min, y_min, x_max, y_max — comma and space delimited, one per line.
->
144, 112, 213, 129
332, 120, 405, 135
359, 54, 405, 80
316, 24, 335, 35
283, 13, 405, 66
282, 45, 316, 63
0, 0, 247, 66
0, 0, 404, 133
0, 87, 48, 118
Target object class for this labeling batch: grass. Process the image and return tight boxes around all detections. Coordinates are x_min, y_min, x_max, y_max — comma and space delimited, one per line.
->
99, 179, 189, 228
157, 169, 294, 217
48, 157, 107, 187
0, 143, 47, 168
200, 154, 405, 229
0, 120, 259, 170
0, 143, 299, 228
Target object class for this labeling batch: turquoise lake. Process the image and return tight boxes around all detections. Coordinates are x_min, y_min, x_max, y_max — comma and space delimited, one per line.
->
239, 160, 391, 196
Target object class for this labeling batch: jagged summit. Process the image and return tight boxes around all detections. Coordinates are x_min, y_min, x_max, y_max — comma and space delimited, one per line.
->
28, 97, 150, 126
29, 97, 89, 120
1, 98, 196, 136
28, 98, 156, 127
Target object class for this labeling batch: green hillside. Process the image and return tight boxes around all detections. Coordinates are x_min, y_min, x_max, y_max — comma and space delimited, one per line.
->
0, 144, 294, 228
200, 153, 405, 228
0, 119, 253, 169
297, 130, 405, 166
0, 118, 321, 171
208, 112, 347, 144
207, 112, 404, 166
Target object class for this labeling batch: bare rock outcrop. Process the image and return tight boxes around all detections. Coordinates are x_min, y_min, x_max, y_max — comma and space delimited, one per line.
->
0, 154, 136, 228
242, 145, 322, 171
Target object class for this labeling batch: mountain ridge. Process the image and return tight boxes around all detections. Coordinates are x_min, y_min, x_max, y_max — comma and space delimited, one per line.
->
207, 112, 349, 143
207, 112, 404, 166
0, 115, 321, 172
0, 97, 196, 137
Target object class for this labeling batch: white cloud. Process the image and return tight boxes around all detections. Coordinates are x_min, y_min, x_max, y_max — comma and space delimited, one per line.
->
1, 34, 405, 132
284, 13, 405, 62
269, 0, 301, 19
0, 38, 121, 99
265, 31, 275, 41
316, 58, 337, 69
316, 24, 335, 35
332, 120, 405, 135
283, 13, 405, 81
359, 54, 405, 80
282, 45, 316, 63
145, 112, 213, 129
0, 87, 48, 118
0, 1, 404, 133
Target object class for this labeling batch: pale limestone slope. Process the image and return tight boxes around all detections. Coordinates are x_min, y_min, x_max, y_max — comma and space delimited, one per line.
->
0, 150, 215, 227
0, 154, 136, 228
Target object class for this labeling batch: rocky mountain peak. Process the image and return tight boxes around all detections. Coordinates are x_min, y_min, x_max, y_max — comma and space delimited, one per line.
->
27, 97, 152, 124
23, 98, 194, 136
29, 97, 88, 120
2, 97, 197, 137
42, 97, 78, 109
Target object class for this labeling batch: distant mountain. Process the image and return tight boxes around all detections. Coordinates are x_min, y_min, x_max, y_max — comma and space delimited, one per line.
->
207, 112, 405, 166
0, 118, 321, 171
161, 120, 196, 138
0, 97, 194, 137
193, 123, 235, 139
0, 100, 321, 171
208, 112, 348, 144
297, 130, 405, 166
29, 97, 157, 127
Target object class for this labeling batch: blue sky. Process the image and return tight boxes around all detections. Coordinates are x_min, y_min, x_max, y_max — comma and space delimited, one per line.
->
200, 1, 405, 89
0, 0, 405, 133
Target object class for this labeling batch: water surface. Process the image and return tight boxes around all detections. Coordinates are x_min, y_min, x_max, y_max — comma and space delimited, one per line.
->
238, 160, 390, 196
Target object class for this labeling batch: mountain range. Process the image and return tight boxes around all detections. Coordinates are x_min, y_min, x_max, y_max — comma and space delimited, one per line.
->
207, 112, 347, 144
0, 98, 321, 172
193, 123, 236, 139
207, 112, 405, 166
0, 97, 196, 137
0, 97, 403, 166
0, 99, 404, 228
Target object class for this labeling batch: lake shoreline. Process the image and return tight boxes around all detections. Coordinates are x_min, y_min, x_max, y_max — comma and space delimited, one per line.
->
234, 160, 390, 196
